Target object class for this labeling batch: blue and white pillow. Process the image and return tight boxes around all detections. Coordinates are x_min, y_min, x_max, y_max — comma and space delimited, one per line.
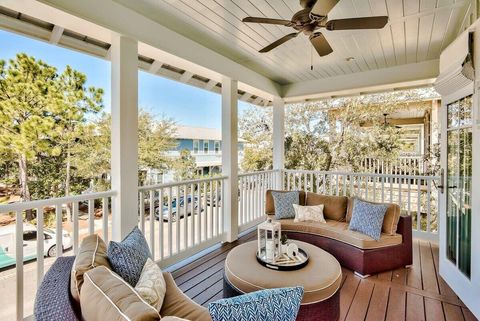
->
107, 226, 152, 286
208, 287, 303, 321
348, 198, 388, 240
272, 191, 299, 220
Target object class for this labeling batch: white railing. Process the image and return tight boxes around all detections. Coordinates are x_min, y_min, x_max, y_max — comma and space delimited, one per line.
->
283, 170, 440, 239
238, 170, 276, 232
138, 176, 226, 268
361, 155, 425, 175
0, 191, 116, 321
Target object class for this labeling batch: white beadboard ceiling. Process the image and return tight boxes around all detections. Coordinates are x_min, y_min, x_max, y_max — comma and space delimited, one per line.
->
114, 0, 473, 85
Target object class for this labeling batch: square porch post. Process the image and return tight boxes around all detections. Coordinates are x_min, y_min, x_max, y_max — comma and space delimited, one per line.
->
111, 34, 139, 241
221, 77, 239, 243
273, 97, 285, 189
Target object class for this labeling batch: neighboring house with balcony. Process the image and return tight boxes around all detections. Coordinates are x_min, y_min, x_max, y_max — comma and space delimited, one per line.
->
154, 126, 245, 183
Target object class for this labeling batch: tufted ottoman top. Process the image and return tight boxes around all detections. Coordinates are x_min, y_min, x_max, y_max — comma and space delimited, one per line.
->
224, 240, 342, 305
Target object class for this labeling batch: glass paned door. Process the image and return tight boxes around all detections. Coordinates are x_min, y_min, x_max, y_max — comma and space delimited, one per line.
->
446, 95, 473, 277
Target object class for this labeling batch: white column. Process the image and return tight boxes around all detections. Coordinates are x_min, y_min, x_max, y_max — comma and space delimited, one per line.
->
273, 97, 285, 189
221, 77, 239, 242
111, 34, 139, 241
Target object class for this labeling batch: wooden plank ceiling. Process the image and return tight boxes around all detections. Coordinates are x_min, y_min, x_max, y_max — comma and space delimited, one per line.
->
115, 0, 472, 85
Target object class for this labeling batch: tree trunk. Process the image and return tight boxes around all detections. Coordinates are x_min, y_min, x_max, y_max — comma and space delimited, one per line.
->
18, 154, 34, 221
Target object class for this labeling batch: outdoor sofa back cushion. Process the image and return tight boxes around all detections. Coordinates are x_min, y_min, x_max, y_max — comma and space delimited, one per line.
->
208, 287, 303, 321
160, 272, 213, 321
108, 226, 152, 287
348, 198, 388, 241
305, 193, 348, 221
265, 190, 306, 215
271, 191, 299, 219
80, 266, 161, 321
70, 234, 111, 303
346, 197, 401, 235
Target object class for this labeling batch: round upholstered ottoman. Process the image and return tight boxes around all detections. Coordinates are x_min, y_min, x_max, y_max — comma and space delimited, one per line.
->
224, 240, 342, 321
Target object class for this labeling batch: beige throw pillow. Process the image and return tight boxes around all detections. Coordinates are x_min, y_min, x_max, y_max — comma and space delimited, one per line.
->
135, 258, 167, 311
80, 266, 161, 321
293, 204, 326, 223
71, 234, 111, 303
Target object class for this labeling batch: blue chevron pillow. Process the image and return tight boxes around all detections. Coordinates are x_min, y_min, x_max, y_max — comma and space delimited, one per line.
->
208, 287, 303, 321
272, 191, 299, 219
348, 198, 388, 241
107, 226, 152, 286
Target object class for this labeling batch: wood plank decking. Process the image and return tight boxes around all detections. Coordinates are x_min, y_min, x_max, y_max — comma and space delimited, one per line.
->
170, 232, 477, 321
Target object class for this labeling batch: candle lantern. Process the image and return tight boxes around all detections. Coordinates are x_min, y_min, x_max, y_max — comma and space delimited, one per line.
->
257, 218, 281, 263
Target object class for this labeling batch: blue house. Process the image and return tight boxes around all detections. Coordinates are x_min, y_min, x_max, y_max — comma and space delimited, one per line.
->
170, 126, 245, 176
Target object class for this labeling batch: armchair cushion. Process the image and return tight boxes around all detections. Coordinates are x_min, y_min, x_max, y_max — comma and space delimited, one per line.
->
305, 193, 348, 221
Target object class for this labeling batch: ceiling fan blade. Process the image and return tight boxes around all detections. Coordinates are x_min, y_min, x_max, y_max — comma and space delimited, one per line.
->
326, 16, 389, 30
309, 33, 333, 57
310, 0, 340, 19
242, 17, 293, 26
259, 33, 299, 53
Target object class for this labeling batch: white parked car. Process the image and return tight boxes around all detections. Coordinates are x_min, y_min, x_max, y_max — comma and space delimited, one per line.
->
0, 223, 72, 269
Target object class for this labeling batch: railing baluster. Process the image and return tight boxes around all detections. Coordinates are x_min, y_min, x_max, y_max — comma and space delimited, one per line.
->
417, 178, 421, 231
88, 199, 94, 235
176, 185, 181, 253
214, 180, 219, 237
209, 181, 213, 240
56, 204, 63, 258
183, 184, 188, 248
149, 190, 155, 259
36, 207, 44, 289
168, 187, 173, 256
73, 202, 79, 255
159, 188, 164, 259
102, 197, 109, 244
15, 210, 23, 321
196, 183, 201, 244
139, 191, 145, 233
427, 179, 431, 233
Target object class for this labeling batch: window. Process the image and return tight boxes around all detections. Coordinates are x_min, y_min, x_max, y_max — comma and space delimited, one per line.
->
214, 141, 220, 153
193, 140, 199, 154
23, 231, 37, 241
203, 141, 209, 153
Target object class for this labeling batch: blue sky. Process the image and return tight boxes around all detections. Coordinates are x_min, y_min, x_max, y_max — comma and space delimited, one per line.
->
0, 30, 249, 129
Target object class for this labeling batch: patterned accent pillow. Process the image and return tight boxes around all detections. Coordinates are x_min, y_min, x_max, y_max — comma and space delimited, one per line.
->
348, 198, 388, 241
108, 226, 152, 286
272, 191, 299, 219
208, 287, 303, 321
293, 204, 326, 223
135, 258, 166, 310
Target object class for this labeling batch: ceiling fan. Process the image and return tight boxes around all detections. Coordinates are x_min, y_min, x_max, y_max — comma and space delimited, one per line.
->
383, 113, 402, 129
242, 0, 389, 57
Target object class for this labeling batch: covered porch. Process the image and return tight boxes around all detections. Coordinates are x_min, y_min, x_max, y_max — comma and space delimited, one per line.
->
0, 0, 479, 320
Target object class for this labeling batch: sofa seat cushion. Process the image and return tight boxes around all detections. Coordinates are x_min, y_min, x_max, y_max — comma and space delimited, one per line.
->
305, 193, 348, 221
346, 197, 401, 236
160, 272, 213, 321
277, 218, 402, 250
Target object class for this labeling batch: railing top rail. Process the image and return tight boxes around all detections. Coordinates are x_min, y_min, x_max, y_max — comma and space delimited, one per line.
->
0, 190, 117, 213
283, 169, 440, 180
238, 170, 279, 178
138, 175, 228, 191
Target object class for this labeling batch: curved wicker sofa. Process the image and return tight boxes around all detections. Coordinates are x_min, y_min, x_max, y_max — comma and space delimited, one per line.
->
34, 256, 212, 321
266, 190, 413, 277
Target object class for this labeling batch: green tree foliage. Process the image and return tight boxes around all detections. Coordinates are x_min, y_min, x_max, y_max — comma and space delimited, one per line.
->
240, 88, 436, 173
172, 149, 197, 181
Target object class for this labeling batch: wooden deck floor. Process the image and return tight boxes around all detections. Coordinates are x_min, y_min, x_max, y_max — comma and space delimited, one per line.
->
170, 232, 477, 321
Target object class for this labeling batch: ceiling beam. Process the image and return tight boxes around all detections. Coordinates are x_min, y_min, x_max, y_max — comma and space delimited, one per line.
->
204, 79, 217, 91
26, 0, 280, 98
179, 71, 193, 83
49, 25, 63, 44
149, 60, 163, 74
282, 60, 439, 103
